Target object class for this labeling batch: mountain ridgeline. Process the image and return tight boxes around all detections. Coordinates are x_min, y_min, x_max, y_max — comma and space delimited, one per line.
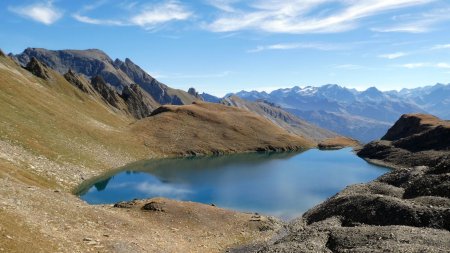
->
13, 48, 198, 118
228, 84, 449, 142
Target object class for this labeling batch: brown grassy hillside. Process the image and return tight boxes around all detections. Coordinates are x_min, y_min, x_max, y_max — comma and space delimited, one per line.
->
221, 95, 339, 142
132, 102, 314, 156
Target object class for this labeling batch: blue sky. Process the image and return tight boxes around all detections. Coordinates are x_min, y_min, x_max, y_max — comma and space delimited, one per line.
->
1, 0, 450, 96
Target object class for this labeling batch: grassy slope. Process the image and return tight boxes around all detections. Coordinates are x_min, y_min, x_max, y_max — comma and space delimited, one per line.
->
0, 56, 151, 174
132, 102, 314, 156
222, 95, 339, 142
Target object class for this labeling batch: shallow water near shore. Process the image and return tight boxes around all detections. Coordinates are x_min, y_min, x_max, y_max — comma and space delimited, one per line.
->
77, 148, 389, 220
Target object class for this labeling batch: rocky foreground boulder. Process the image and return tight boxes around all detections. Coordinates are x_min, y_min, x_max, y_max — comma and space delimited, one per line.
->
358, 113, 449, 168
232, 113, 450, 252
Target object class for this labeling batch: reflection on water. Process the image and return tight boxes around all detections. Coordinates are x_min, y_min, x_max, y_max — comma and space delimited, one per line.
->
76, 148, 389, 219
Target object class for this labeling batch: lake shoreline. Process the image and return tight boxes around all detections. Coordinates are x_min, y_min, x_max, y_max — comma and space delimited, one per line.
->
76, 148, 388, 220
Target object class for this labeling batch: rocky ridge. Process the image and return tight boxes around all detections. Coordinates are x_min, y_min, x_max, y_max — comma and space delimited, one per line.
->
14, 48, 197, 107
358, 113, 449, 168
25, 57, 51, 80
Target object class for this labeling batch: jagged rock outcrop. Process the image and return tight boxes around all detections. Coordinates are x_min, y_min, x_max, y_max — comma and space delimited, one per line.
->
114, 58, 196, 105
381, 114, 450, 151
90, 76, 124, 109
63, 69, 96, 95
121, 84, 158, 119
15, 48, 198, 107
25, 57, 51, 80
233, 113, 450, 253
358, 114, 450, 168
64, 71, 156, 119
15, 48, 130, 87
188, 87, 203, 100
0, 49, 5, 57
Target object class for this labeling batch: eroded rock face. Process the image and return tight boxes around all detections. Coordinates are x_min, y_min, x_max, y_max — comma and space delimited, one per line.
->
121, 84, 156, 119
357, 114, 450, 168
188, 87, 202, 100
381, 114, 450, 152
142, 201, 166, 212
91, 76, 122, 108
25, 57, 51, 80
15, 48, 198, 107
63, 69, 96, 95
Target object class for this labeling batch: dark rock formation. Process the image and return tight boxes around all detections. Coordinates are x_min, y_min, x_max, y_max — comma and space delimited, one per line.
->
63, 69, 96, 95
188, 87, 203, 100
121, 83, 157, 119
200, 92, 221, 103
142, 201, 166, 212
90, 76, 123, 108
232, 113, 450, 252
15, 48, 197, 107
114, 58, 171, 103
25, 57, 51, 80
0, 49, 5, 57
114, 199, 140, 208
358, 114, 450, 168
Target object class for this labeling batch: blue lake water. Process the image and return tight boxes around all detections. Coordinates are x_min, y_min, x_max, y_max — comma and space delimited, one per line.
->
77, 148, 390, 219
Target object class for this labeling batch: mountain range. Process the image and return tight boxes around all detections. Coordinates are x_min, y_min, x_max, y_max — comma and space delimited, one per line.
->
11, 48, 449, 144
10, 47, 342, 144
220, 84, 449, 142
12, 48, 198, 111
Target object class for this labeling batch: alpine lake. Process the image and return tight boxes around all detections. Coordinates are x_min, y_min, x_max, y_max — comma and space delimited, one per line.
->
76, 148, 390, 220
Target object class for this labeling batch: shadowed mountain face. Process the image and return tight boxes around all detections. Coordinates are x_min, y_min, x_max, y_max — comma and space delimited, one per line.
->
14, 48, 197, 106
232, 84, 440, 143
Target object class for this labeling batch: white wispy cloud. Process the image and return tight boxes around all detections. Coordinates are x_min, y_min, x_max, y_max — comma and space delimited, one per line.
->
399, 62, 450, 69
73, 14, 126, 26
130, 1, 192, 29
205, 0, 435, 33
248, 42, 346, 53
207, 0, 238, 13
334, 64, 365, 70
372, 6, 450, 33
379, 52, 408, 59
436, 62, 450, 69
401, 62, 428, 68
432, 44, 450, 50
73, 1, 192, 30
9, 1, 63, 25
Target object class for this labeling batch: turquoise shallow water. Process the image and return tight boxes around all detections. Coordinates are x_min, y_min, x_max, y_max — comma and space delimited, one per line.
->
77, 148, 389, 219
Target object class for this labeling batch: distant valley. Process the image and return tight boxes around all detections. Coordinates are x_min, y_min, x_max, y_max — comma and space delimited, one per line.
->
211, 84, 450, 142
